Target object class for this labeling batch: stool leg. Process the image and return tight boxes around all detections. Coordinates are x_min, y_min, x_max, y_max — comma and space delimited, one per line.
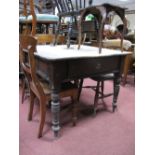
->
71, 93, 78, 126
101, 81, 104, 96
100, 81, 107, 110
54, 17, 61, 45
77, 79, 84, 101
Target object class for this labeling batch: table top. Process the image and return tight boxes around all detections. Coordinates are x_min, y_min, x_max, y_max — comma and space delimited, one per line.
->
35, 45, 131, 61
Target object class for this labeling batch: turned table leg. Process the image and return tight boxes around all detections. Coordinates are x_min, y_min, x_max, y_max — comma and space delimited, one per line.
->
51, 90, 60, 137
113, 73, 121, 112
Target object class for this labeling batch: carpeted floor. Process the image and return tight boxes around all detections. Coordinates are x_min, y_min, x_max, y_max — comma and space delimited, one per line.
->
19, 77, 135, 155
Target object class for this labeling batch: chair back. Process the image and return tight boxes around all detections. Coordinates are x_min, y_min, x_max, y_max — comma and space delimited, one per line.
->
36, 34, 65, 44
19, 35, 44, 96
54, 0, 93, 15
29, 0, 37, 36
21, 0, 37, 35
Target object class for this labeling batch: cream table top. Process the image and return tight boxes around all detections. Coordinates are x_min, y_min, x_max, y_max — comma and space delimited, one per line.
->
35, 45, 131, 61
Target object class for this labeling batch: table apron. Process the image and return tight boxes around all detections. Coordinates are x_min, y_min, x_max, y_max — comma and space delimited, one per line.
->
36, 55, 125, 84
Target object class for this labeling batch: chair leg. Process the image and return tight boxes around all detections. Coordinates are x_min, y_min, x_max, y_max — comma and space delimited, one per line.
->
21, 79, 26, 104
93, 81, 100, 116
38, 99, 46, 138
67, 20, 73, 48
28, 90, 35, 121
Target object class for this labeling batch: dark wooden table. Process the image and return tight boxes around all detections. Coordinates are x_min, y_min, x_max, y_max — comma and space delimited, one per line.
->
35, 45, 130, 137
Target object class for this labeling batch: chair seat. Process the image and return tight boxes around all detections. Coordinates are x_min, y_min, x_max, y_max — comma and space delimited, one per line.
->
41, 81, 78, 95
28, 14, 59, 23
19, 16, 27, 23
19, 14, 59, 23
91, 73, 114, 81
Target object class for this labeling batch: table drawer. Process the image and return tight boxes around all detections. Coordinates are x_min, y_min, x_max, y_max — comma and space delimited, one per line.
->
68, 56, 121, 78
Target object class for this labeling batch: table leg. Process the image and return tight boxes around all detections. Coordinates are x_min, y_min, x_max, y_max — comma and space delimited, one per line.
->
51, 90, 60, 137
113, 73, 121, 112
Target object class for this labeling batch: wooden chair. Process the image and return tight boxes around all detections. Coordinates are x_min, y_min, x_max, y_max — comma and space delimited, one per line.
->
19, 0, 66, 104
53, 0, 93, 47
19, 0, 58, 34
19, 35, 78, 138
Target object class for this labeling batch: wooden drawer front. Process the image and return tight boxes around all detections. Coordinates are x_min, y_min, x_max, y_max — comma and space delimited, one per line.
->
68, 56, 121, 78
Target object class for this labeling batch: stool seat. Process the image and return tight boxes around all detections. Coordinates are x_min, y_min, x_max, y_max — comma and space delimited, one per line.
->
91, 73, 114, 81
